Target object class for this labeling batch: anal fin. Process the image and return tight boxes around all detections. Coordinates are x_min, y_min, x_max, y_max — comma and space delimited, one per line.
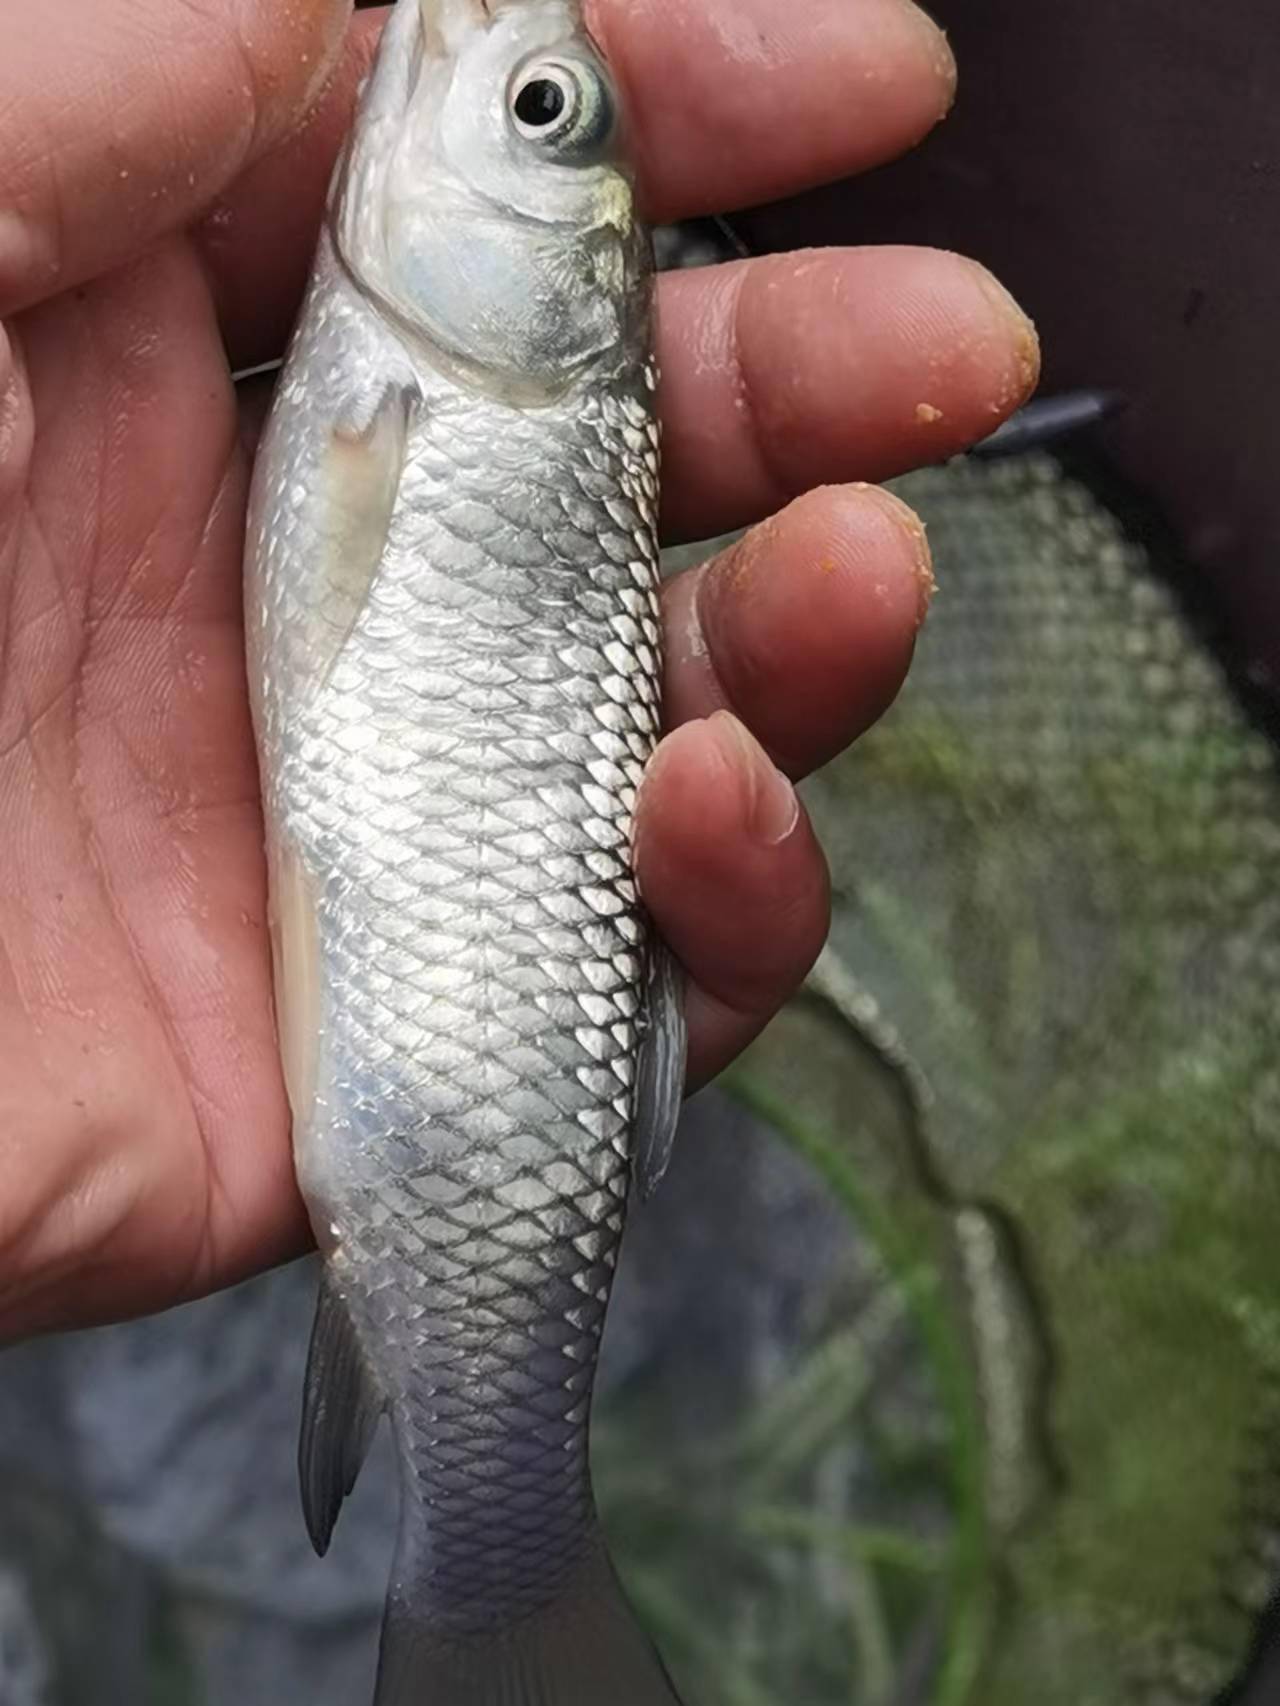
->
299, 1271, 385, 1557
632, 941, 688, 1200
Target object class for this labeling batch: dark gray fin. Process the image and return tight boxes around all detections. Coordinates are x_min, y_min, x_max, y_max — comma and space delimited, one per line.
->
632, 941, 688, 1200
299, 1272, 385, 1557
375, 1540, 684, 1706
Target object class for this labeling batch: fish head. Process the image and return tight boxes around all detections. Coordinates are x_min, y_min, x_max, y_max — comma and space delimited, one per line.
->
333, 0, 651, 401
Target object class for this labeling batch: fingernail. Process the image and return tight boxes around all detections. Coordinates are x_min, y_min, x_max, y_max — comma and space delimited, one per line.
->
706, 711, 799, 846
967, 261, 1042, 409
859, 484, 937, 622
904, 2, 958, 113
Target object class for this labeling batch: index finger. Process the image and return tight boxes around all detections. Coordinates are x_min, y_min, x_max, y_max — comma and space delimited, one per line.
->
590, 0, 956, 222
0, 0, 352, 318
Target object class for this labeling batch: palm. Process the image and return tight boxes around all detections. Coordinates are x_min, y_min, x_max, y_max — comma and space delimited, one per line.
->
1, 245, 302, 1330
0, 0, 1036, 1340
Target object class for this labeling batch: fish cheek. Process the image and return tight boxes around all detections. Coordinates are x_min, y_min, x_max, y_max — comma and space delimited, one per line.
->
391, 216, 620, 388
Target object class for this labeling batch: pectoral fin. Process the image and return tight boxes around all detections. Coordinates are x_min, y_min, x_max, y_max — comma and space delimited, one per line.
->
310, 381, 412, 687
632, 941, 688, 1200
300, 1272, 386, 1557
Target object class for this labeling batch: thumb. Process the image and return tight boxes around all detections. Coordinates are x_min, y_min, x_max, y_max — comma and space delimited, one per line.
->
0, 0, 352, 317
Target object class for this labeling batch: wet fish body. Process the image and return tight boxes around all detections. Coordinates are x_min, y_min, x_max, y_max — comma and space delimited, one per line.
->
245, 2, 684, 1700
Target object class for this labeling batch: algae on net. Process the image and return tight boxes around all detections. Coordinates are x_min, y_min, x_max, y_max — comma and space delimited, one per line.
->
597, 1091, 959, 1706
715, 451, 1280, 1706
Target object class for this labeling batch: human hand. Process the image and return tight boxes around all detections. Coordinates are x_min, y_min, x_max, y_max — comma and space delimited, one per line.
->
0, 0, 1038, 1338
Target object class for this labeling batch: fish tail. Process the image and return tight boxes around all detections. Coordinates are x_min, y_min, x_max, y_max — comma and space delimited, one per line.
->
374, 1534, 684, 1706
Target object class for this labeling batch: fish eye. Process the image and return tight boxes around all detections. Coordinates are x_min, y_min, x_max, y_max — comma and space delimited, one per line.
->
508, 58, 615, 158
514, 75, 569, 130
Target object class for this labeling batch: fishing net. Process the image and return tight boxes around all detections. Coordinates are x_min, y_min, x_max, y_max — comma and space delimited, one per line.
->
604, 451, 1280, 1706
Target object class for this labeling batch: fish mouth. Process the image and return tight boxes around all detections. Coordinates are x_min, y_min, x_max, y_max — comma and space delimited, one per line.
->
418, 0, 582, 32
410, 0, 484, 62
417, 0, 497, 38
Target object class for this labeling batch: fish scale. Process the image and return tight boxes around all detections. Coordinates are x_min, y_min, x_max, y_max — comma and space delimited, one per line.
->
255, 269, 664, 1614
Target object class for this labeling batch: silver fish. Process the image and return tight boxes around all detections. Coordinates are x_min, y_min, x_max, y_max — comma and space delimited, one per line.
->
244, 1, 687, 1701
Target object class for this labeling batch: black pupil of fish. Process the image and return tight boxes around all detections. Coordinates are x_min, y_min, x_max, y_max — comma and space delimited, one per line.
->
516, 78, 567, 129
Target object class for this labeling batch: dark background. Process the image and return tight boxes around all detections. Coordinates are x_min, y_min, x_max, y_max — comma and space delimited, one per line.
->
739, 0, 1280, 707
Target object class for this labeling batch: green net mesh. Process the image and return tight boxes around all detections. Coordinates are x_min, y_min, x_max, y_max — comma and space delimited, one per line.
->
606, 452, 1280, 1706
